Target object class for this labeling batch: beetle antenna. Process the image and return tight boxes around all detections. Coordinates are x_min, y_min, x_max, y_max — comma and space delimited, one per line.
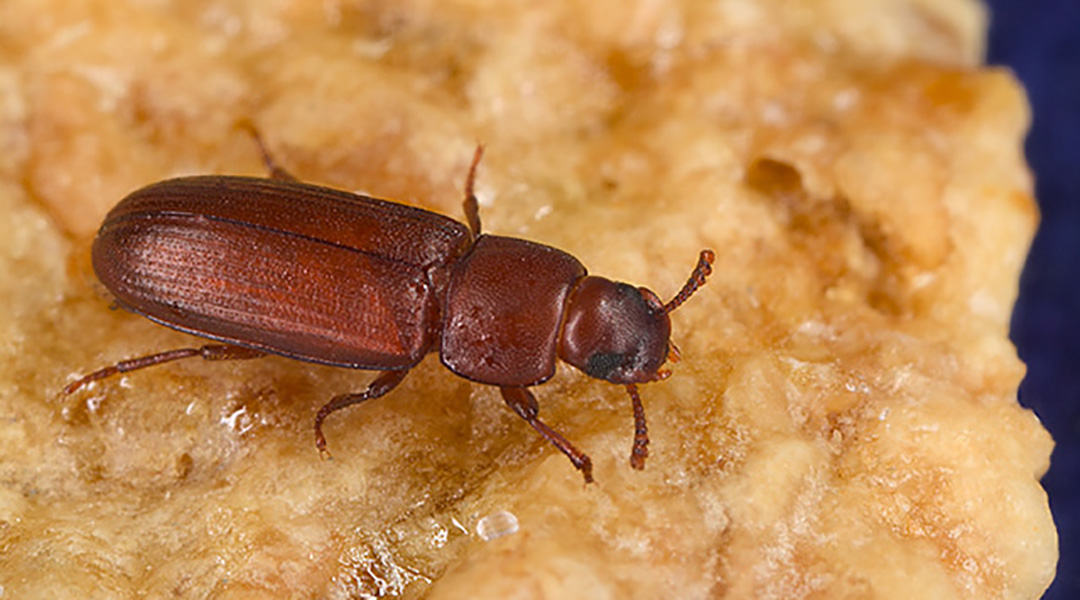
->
663, 249, 715, 314
463, 144, 485, 237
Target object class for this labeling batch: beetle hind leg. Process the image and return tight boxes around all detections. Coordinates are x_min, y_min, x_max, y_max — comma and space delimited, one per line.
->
314, 369, 409, 458
500, 386, 594, 484
63, 344, 265, 395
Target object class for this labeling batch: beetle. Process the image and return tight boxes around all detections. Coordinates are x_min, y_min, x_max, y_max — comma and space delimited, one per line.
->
63, 134, 714, 483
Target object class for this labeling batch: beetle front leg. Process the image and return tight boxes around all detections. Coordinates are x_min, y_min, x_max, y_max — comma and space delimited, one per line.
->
63, 344, 266, 395
462, 144, 484, 236
314, 369, 409, 458
625, 384, 649, 470
500, 386, 594, 484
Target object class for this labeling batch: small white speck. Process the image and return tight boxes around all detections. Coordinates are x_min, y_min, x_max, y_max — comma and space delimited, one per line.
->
450, 516, 469, 535
220, 406, 253, 434
431, 525, 448, 548
476, 510, 519, 541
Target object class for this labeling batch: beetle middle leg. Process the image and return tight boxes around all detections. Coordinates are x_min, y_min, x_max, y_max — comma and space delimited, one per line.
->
240, 122, 300, 182
313, 369, 409, 458
500, 386, 594, 483
63, 344, 266, 395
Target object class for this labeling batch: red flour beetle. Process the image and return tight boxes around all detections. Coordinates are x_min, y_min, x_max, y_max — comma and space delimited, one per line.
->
64, 135, 714, 482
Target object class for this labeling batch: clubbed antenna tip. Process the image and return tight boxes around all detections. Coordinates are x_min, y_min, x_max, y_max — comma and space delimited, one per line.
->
663, 249, 715, 314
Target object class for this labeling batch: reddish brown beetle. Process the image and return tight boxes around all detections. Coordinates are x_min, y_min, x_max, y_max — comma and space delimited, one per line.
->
64, 137, 714, 483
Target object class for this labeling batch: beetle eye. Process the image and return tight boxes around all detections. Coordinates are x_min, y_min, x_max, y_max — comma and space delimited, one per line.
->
584, 352, 626, 380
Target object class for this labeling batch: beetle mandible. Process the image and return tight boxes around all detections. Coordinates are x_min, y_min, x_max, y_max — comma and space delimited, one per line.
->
64, 134, 715, 483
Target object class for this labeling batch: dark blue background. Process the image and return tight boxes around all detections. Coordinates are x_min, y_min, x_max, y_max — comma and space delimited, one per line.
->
987, 0, 1079, 596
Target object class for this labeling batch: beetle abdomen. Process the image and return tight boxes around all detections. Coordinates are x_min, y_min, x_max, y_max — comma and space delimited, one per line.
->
93, 177, 473, 369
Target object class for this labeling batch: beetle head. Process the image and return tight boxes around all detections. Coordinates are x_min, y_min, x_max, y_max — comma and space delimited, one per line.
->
558, 277, 673, 384
557, 248, 715, 385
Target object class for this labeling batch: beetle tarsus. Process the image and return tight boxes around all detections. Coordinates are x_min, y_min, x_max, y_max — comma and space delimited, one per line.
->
313, 369, 409, 454
500, 386, 594, 484
63, 344, 264, 395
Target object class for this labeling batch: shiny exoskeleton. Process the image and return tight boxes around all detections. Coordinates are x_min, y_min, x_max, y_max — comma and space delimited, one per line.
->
65, 137, 714, 483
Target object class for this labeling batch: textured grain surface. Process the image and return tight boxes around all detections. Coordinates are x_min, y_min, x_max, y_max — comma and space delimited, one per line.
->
0, 0, 1056, 597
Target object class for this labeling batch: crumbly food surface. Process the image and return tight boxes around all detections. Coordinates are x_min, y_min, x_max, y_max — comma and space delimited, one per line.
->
0, 0, 1056, 598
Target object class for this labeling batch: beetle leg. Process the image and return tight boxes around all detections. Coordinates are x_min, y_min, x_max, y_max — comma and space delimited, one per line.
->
314, 369, 409, 458
625, 384, 649, 470
500, 386, 594, 484
462, 144, 485, 236
241, 123, 300, 182
63, 344, 266, 395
